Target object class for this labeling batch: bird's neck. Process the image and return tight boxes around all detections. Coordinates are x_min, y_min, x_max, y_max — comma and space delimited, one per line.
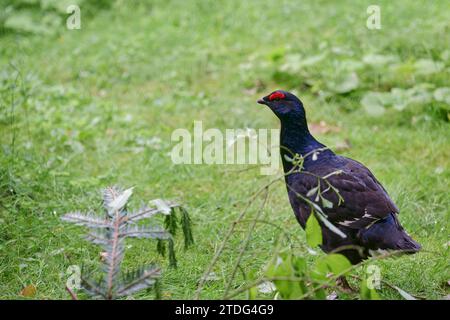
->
280, 120, 330, 173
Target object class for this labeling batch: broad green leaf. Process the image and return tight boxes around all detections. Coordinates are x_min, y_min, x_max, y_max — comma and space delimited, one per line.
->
408, 85, 432, 104
292, 256, 307, 273
269, 47, 285, 62
361, 92, 385, 116
331, 72, 359, 93
339, 59, 364, 71
247, 286, 258, 299
279, 54, 302, 72
314, 288, 327, 299
300, 53, 327, 67
389, 88, 409, 111
434, 87, 450, 104
266, 254, 306, 299
311, 258, 329, 282
389, 61, 415, 77
4, 12, 50, 34
378, 91, 395, 105
324, 254, 352, 275
414, 59, 444, 75
306, 214, 322, 247
441, 50, 450, 61
363, 54, 398, 66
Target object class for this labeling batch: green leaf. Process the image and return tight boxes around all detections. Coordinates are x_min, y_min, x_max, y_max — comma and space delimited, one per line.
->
266, 254, 306, 299
321, 196, 333, 209
41, 0, 85, 13
389, 88, 410, 111
360, 277, 380, 300
300, 53, 327, 67
314, 288, 327, 300
434, 87, 450, 104
311, 254, 351, 284
311, 258, 329, 282
180, 207, 194, 249
363, 54, 398, 66
361, 92, 385, 116
283, 154, 294, 163
324, 254, 352, 275
292, 256, 307, 274
441, 50, 450, 61
4, 11, 51, 35
269, 47, 285, 62
414, 59, 444, 75
330, 72, 359, 94
407, 85, 433, 104
306, 214, 322, 247
306, 186, 319, 197
279, 53, 302, 72
339, 59, 364, 71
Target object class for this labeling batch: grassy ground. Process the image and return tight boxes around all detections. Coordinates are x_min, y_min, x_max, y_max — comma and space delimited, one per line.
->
0, 0, 449, 299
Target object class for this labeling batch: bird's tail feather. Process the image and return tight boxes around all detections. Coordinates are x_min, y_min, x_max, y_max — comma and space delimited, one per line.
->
358, 213, 421, 253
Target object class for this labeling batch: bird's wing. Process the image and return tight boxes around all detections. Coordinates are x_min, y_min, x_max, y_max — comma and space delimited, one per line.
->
289, 157, 399, 230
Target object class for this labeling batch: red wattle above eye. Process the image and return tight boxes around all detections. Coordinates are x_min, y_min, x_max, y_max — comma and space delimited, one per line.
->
269, 91, 285, 101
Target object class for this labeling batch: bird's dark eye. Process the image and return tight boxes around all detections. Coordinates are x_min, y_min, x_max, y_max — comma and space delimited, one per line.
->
269, 91, 286, 101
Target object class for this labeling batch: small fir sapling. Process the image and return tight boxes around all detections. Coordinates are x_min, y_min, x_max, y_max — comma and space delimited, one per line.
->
61, 186, 194, 299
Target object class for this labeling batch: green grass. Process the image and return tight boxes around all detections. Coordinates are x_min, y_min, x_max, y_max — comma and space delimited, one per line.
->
0, 0, 449, 299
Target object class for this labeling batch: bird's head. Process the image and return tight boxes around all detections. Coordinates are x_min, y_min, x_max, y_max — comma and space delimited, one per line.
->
257, 90, 305, 122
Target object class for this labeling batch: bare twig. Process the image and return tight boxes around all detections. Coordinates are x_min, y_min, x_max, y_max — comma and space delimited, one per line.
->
65, 286, 78, 300
223, 187, 270, 296
194, 175, 285, 299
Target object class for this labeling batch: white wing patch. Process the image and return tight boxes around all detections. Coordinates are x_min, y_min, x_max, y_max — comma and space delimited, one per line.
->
338, 211, 379, 227
338, 219, 358, 226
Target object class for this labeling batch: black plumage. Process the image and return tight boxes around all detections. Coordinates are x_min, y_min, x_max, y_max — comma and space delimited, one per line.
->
258, 90, 421, 264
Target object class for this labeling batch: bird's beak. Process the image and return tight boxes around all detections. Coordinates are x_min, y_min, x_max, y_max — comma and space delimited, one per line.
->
257, 96, 269, 105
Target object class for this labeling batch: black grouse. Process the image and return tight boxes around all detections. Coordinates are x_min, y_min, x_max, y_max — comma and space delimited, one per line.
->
257, 90, 421, 264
